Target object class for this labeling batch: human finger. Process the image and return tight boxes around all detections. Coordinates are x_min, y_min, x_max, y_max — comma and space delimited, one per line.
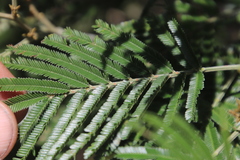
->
0, 101, 18, 160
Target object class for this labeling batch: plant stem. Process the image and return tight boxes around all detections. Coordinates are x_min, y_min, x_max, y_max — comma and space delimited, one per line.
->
212, 125, 240, 157
12, 0, 17, 6
0, 13, 13, 19
201, 64, 240, 72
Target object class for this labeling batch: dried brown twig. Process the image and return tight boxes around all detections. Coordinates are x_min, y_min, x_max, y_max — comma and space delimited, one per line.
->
0, 0, 94, 57
0, 0, 37, 40
0, 0, 66, 58
28, 3, 63, 35
0, 0, 64, 42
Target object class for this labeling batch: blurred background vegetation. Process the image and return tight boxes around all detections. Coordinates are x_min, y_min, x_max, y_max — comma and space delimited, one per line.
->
0, 0, 148, 52
0, 0, 240, 54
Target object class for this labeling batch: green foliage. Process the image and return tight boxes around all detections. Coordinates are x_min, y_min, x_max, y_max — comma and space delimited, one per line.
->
123, 112, 232, 160
185, 71, 204, 122
1, 1, 240, 159
0, 78, 69, 94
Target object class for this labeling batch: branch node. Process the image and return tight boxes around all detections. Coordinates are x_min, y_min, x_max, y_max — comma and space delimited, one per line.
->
9, 4, 21, 18
22, 28, 38, 40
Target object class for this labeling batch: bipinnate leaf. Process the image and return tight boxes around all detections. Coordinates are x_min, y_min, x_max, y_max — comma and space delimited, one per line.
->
0, 17, 217, 160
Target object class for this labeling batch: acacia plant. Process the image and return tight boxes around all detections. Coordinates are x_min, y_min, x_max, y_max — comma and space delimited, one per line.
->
1, 0, 240, 159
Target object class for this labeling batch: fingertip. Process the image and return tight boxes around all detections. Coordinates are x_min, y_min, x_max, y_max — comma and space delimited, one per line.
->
0, 101, 18, 159
0, 91, 27, 123
0, 62, 26, 159
0, 62, 15, 78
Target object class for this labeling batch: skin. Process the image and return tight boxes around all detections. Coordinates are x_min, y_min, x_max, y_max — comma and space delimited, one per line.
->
0, 62, 27, 159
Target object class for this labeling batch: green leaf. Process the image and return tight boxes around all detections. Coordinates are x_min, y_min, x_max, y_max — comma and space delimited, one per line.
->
163, 74, 186, 126
120, 75, 169, 140
45, 85, 108, 159
59, 81, 130, 159
94, 19, 173, 74
0, 78, 70, 94
5, 93, 49, 112
63, 28, 129, 65
19, 97, 50, 143
211, 105, 234, 131
181, 15, 209, 22
63, 28, 150, 76
84, 79, 150, 159
185, 71, 204, 122
5, 57, 88, 88
36, 90, 87, 160
158, 31, 176, 47
0, 17, 229, 160
115, 147, 173, 160
8, 44, 107, 84
193, 0, 216, 6
175, 0, 191, 13
43, 34, 128, 80
132, 113, 213, 160
16, 95, 65, 159
204, 121, 221, 153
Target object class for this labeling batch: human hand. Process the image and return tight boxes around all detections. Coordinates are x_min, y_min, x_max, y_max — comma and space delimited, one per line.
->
0, 62, 27, 159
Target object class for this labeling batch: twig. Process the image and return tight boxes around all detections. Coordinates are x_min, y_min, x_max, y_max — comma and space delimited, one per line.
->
0, 0, 34, 34
201, 65, 240, 72
28, 3, 63, 35
11, 0, 17, 7
0, 13, 14, 19
0, 12, 31, 32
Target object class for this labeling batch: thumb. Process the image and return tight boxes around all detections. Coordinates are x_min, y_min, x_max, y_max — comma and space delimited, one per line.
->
0, 101, 18, 160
